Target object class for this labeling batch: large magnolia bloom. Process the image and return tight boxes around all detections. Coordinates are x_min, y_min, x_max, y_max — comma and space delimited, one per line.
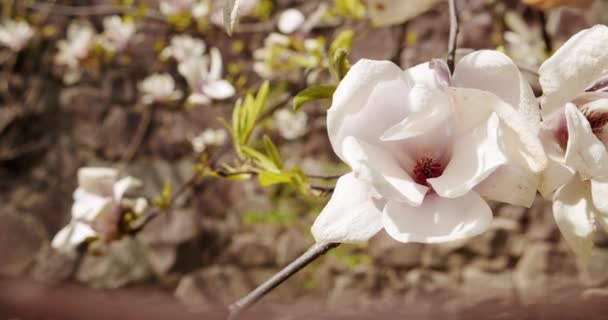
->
312, 50, 546, 244
52, 168, 146, 253
178, 47, 235, 106
0, 20, 34, 52
538, 25, 608, 263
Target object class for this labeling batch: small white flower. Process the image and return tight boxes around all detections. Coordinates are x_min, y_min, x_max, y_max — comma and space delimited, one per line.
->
365, 0, 444, 27
0, 20, 34, 52
139, 73, 183, 105
274, 109, 308, 140
312, 51, 545, 245
178, 47, 235, 106
99, 16, 136, 52
161, 34, 206, 63
55, 21, 96, 84
537, 25, 608, 264
278, 9, 305, 34
52, 167, 146, 253
191, 128, 228, 153
160, 0, 210, 18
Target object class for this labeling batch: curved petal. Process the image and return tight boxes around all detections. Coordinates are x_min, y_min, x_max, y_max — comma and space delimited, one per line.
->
552, 176, 596, 265
78, 167, 117, 197
113, 176, 142, 200
428, 114, 507, 198
311, 173, 384, 243
450, 87, 547, 173
187, 93, 211, 106
539, 25, 608, 117
381, 84, 450, 141
51, 222, 96, 252
564, 103, 608, 178
342, 136, 428, 206
208, 47, 223, 80
71, 190, 113, 221
474, 162, 539, 207
538, 123, 576, 198
453, 50, 540, 133
382, 191, 492, 243
403, 61, 449, 91
591, 178, 608, 233
203, 80, 235, 100
327, 59, 410, 162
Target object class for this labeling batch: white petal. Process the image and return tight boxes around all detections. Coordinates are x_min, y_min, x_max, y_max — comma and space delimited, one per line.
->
428, 114, 507, 198
208, 47, 223, 80
453, 50, 540, 134
564, 103, 608, 178
51, 222, 96, 252
591, 178, 608, 218
552, 176, 596, 265
202, 80, 235, 100
403, 61, 447, 91
381, 83, 450, 141
342, 136, 428, 206
538, 117, 576, 198
113, 176, 142, 200
311, 173, 384, 243
71, 190, 113, 221
78, 167, 118, 196
539, 25, 608, 117
450, 87, 547, 173
278, 9, 305, 34
327, 59, 410, 162
366, 0, 443, 27
475, 162, 539, 207
187, 93, 211, 106
382, 191, 492, 243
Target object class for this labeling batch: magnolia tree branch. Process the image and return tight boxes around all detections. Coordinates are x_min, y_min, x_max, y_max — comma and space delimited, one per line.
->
228, 242, 340, 320
447, 0, 459, 74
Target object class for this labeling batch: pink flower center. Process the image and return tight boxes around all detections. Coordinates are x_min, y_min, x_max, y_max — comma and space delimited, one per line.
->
412, 155, 444, 186
585, 110, 608, 136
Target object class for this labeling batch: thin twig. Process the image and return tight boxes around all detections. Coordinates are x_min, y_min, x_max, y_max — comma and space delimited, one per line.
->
228, 242, 340, 320
447, 0, 459, 74
120, 105, 153, 167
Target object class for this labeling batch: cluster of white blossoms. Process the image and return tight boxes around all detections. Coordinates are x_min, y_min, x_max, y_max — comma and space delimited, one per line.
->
55, 17, 137, 84
0, 19, 34, 52
141, 34, 234, 106
191, 127, 228, 153
52, 168, 147, 253
312, 25, 608, 263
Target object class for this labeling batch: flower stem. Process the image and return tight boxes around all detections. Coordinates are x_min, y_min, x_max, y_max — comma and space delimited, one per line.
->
227, 242, 340, 320
447, 0, 460, 74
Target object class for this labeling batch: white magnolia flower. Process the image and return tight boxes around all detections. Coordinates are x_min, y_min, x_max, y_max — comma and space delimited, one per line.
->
55, 21, 96, 84
99, 16, 136, 52
537, 25, 608, 264
312, 51, 546, 244
178, 47, 235, 106
191, 128, 228, 153
274, 109, 308, 140
0, 20, 34, 52
161, 34, 206, 63
160, 0, 210, 18
278, 9, 305, 34
52, 168, 146, 253
366, 0, 444, 27
139, 73, 183, 105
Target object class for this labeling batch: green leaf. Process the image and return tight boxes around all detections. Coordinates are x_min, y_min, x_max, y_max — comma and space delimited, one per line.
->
241, 145, 278, 172
332, 0, 366, 19
293, 85, 336, 111
258, 171, 292, 186
332, 48, 351, 80
263, 135, 283, 170
329, 30, 354, 58
223, 0, 240, 36
290, 166, 310, 195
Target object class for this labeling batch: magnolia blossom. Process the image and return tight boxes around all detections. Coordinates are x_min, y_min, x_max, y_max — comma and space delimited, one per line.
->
139, 73, 183, 105
278, 9, 306, 34
274, 109, 308, 140
312, 51, 546, 244
55, 21, 96, 84
178, 48, 235, 106
52, 168, 146, 253
191, 128, 228, 153
160, 0, 210, 18
365, 0, 444, 27
161, 35, 206, 63
537, 25, 608, 263
99, 16, 136, 52
0, 20, 34, 52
